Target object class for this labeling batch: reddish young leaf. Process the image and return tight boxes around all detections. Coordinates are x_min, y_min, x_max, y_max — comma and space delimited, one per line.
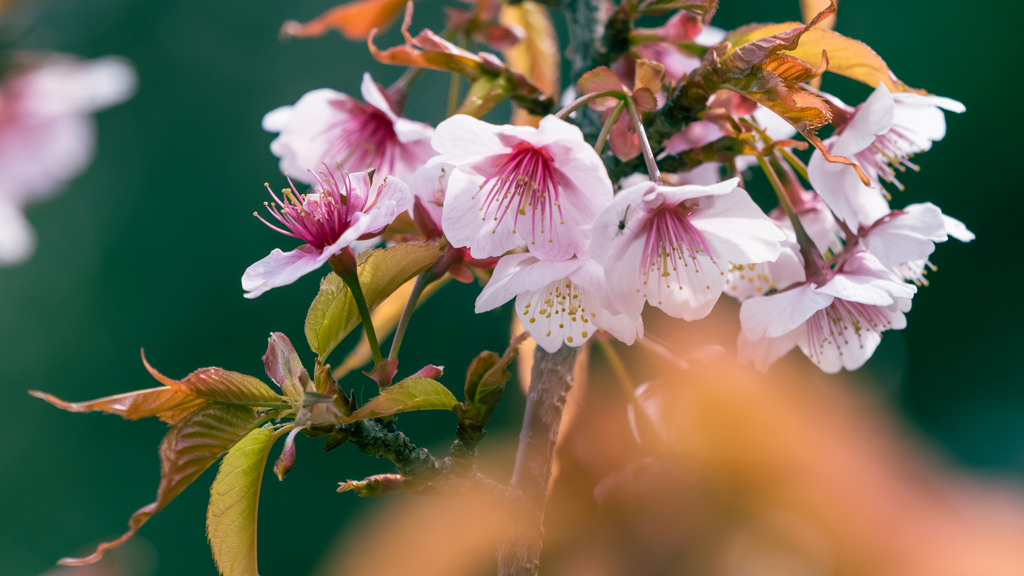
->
142, 352, 285, 407
263, 332, 310, 400
30, 387, 206, 424
338, 473, 411, 497
58, 403, 266, 566
363, 358, 399, 389
279, 0, 408, 41
577, 66, 623, 96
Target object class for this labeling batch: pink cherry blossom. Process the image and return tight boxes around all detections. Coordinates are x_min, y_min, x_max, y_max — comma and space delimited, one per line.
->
475, 254, 642, 353
242, 167, 411, 298
263, 72, 435, 184
406, 162, 450, 238
432, 114, 613, 261
738, 251, 917, 373
591, 178, 786, 321
858, 202, 974, 285
0, 55, 135, 265
808, 83, 964, 226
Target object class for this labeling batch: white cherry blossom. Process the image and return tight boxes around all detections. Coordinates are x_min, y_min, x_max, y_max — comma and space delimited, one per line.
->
475, 254, 642, 353
591, 177, 785, 321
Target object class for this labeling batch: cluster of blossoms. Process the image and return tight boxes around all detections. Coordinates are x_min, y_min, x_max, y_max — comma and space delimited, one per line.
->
33, 2, 982, 574
245, 14, 971, 374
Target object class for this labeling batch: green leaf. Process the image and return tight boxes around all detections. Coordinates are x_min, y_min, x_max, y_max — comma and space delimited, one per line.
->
143, 353, 285, 407
30, 387, 207, 424
305, 240, 443, 359
343, 377, 457, 422
57, 403, 266, 567
208, 425, 287, 576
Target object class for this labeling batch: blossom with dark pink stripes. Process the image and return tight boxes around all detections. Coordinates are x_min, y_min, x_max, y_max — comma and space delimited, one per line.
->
262, 72, 434, 184
590, 178, 785, 321
431, 114, 613, 261
242, 167, 411, 298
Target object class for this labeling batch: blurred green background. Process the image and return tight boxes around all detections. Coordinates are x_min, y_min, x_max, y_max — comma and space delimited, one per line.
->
0, 0, 1019, 575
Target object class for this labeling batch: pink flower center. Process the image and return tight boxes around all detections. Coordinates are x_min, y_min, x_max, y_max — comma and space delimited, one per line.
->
805, 299, 894, 361
853, 127, 920, 192
256, 166, 363, 251
639, 206, 716, 293
322, 107, 401, 176
475, 142, 563, 245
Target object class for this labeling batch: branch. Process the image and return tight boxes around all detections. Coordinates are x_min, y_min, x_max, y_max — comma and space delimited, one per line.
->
497, 345, 580, 576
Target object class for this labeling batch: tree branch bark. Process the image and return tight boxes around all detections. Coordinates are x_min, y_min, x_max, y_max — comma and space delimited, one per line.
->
497, 345, 580, 576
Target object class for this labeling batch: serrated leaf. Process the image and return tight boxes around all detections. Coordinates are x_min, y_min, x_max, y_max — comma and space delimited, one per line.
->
207, 425, 287, 576
305, 240, 443, 359
725, 21, 921, 94
58, 403, 266, 566
30, 387, 206, 424
263, 332, 310, 400
343, 377, 457, 422
143, 353, 286, 407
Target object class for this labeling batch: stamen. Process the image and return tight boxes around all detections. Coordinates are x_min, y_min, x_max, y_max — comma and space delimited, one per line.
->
639, 206, 718, 299
805, 299, 893, 363
478, 143, 564, 243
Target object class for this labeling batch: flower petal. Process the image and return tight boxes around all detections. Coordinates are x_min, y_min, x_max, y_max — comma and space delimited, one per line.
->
689, 187, 785, 264
242, 245, 326, 299
808, 150, 890, 226
475, 253, 536, 313
739, 283, 833, 340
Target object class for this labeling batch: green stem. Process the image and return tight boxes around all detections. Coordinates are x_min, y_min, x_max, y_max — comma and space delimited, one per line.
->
595, 100, 625, 154
597, 339, 661, 446
625, 95, 663, 184
388, 271, 433, 361
779, 148, 810, 182
446, 72, 461, 118
757, 154, 825, 283
340, 272, 383, 365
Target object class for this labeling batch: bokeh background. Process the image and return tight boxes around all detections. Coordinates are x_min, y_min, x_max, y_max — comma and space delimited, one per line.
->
0, 0, 1020, 575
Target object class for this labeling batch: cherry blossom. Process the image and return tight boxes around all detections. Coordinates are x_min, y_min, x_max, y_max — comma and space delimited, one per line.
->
431, 114, 613, 260
475, 253, 642, 353
808, 83, 965, 226
738, 251, 917, 373
0, 55, 135, 265
242, 167, 411, 298
858, 202, 974, 285
263, 72, 434, 184
591, 177, 786, 321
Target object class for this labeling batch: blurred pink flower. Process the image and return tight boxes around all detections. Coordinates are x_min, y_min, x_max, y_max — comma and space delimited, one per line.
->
475, 253, 642, 352
432, 114, 612, 261
262, 72, 434, 184
738, 251, 917, 373
591, 177, 785, 321
0, 55, 135, 265
808, 83, 964, 226
242, 167, 411, 298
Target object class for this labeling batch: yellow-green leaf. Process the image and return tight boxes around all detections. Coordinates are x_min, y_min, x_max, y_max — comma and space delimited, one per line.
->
305, 240, 443, 359
207, 425, 288, 576
57, 403, 265, 567
343, 377, 457, 422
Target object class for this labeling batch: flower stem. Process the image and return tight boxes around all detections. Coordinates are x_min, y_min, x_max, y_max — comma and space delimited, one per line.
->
625, 95, 663, 184
779, 148, 810, 182
388, 271, 434, 361
594, 100, 625, 154
553, 90, 624, 120
597, 339, 659, 444
757, 154, 825, 283
326, 250, 384, 367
